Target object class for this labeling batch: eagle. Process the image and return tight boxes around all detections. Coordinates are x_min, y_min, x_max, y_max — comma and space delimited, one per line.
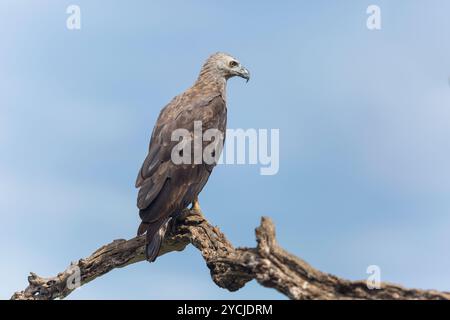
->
135, 52, 250, 262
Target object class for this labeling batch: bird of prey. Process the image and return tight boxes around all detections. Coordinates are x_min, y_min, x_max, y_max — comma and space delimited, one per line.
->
135, 52, 250, 262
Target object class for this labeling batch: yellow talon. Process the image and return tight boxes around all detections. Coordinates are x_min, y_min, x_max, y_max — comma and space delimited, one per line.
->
191, 196, 202, 212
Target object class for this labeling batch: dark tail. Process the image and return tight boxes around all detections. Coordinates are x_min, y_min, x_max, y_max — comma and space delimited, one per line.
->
137, 219, 170, 262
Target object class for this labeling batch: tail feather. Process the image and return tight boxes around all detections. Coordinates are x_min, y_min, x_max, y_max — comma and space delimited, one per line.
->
137, 222, 148, 236
146, 230, 162, 262
138, 219, 171, 262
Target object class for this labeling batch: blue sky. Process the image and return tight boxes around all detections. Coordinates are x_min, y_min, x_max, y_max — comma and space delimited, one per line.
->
1, 0, 450, 299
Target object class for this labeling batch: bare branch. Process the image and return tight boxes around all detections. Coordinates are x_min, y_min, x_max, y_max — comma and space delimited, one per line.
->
11, 210, 450, 300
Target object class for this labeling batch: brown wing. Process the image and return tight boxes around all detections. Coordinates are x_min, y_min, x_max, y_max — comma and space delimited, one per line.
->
135, 92, 226, 261
135, 93, 225, 219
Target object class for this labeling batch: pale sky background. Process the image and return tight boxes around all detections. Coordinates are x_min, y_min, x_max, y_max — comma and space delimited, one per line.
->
1, 1, 450, 299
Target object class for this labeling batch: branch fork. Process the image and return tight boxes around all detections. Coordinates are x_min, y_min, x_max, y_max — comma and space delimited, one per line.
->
11, 211, 450, 300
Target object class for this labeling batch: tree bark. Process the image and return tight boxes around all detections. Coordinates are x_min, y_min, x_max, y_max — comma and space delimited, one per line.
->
10, 210, 450, 300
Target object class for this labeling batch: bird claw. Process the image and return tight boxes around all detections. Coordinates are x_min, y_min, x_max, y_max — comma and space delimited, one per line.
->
190, 197, 203, 214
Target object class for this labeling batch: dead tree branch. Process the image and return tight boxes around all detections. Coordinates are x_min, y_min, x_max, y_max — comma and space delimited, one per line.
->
11, 210, 450, 300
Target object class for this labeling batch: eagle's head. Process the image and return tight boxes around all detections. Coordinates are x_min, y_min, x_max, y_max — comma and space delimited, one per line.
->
200, 52, 250, 82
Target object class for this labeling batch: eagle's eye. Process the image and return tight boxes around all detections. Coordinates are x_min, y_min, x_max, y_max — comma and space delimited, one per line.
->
229, 60, 238, 68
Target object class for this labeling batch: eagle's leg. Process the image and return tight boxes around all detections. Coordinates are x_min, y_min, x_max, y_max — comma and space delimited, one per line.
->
191, 196, 202, 213
172, 196, 203, 226
169, 197, 204, 234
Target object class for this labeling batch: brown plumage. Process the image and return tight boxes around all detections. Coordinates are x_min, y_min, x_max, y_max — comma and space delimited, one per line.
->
135, 52, 250, 262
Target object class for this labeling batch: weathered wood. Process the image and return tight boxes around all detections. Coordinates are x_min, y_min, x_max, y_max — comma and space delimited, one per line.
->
10, 210, 450, 300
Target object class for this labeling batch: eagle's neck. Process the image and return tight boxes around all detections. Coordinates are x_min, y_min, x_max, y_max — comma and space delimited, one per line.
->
194, 69, 227, 99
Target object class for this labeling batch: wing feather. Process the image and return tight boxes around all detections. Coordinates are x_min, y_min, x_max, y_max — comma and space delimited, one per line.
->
135, 93, 224, 213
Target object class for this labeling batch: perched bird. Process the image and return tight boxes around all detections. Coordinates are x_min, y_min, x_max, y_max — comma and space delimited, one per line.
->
135, 52, 250, 262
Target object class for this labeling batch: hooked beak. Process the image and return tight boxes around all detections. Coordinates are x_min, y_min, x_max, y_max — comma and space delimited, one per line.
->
238, 66, 250, 83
